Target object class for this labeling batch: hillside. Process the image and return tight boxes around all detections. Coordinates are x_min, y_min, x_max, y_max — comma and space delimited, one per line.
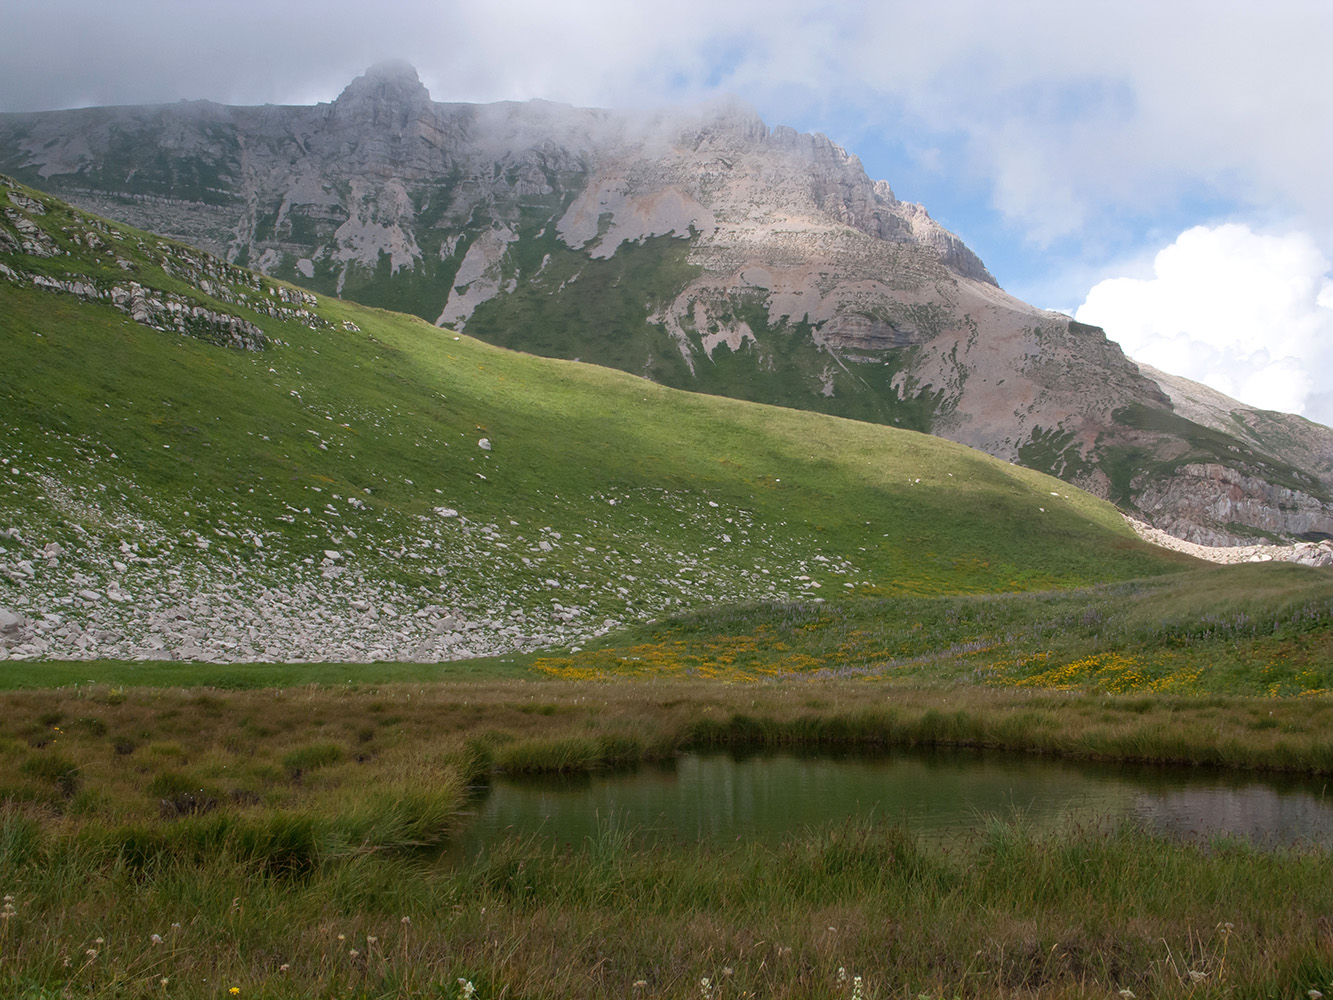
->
3, 63, 1332, 545
0, 177, 1190, 663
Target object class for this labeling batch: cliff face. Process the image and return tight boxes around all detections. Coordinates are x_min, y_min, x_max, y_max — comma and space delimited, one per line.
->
3, 63, 1331, 545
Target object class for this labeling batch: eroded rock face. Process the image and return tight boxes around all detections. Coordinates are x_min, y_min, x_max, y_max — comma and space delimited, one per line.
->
3, 66, 1332, 544
1133, 464, 1333, 547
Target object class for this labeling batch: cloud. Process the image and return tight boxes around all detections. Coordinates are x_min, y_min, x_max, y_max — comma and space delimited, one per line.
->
4, 1, 1330, 249
4, 0, 1332, 356
1075, 224, 1333, 425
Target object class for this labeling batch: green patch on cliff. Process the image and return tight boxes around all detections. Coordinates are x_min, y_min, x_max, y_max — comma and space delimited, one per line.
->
1101, 404, 1328, 508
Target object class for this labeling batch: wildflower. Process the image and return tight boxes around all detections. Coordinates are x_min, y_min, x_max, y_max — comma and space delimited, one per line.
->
838, 967, 848, 983
85, 949, 98, 960
366, 935, 378, 945
1118, 991, 1136, 999
1310, 991, 1324, 1000
337, 933, 346, 942
279, 964, 290, 973
401, 916, 411, 925
633, 981, 648, 989
852, 975, 864, 1000
230, 990, 240, 996
1188, 970, 1207, 983
170, 922, 180, 930
150, 933, 163, 946
722, 967, 733, 977
160, 978, 168, 987
349, 949, 360, 958
458, 980, 477, 999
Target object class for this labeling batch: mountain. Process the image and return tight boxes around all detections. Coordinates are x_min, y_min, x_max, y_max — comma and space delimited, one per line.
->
0, 177, 1195, 663
3, 62, 1331, 545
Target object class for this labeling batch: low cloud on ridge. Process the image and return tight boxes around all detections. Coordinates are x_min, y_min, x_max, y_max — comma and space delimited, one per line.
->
1076, 224, 1333, 426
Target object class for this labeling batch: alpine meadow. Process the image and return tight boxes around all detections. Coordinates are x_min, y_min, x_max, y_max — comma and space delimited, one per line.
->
2, 81, 1333, 1000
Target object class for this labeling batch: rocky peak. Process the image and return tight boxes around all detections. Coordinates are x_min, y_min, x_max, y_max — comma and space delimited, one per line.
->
332, 61, 433, 124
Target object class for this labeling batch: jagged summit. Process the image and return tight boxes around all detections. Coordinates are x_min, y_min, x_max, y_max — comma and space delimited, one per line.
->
1, 78, 1330, 545
335, 60, 431, 105
331, 61, 433, 132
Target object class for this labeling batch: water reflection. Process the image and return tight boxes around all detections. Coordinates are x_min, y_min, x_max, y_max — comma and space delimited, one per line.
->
454, 749, 1333, 859
1134, 782, 1333, 846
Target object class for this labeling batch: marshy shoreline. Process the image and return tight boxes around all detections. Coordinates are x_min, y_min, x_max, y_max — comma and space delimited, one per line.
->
3, 678, 1333, 998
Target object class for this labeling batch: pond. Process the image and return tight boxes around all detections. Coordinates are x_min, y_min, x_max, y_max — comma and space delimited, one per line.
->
453, 748, 1333, 858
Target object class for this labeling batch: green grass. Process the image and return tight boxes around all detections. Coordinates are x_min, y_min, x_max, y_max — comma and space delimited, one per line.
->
1, 177, 1193, 668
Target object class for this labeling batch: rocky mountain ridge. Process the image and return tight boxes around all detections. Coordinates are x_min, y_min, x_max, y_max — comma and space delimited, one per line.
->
3, 62, 1331, 544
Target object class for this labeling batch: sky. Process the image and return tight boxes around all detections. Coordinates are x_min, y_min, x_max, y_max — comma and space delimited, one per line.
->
3, 0, 1331, 424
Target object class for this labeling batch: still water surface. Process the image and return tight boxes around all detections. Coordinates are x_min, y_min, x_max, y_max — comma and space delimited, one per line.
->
454, 748, 1333, 858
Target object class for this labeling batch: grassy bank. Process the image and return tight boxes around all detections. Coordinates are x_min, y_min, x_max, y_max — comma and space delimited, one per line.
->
5, 680, 1333, 812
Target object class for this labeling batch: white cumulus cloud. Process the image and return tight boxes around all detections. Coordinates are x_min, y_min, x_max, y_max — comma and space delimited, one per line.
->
1076, 224, 1333, 426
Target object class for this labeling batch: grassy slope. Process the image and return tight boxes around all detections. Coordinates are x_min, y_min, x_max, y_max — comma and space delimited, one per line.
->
4, 177, 1333, 697
532, 561, 1333, 695
0, 179, 1190, 666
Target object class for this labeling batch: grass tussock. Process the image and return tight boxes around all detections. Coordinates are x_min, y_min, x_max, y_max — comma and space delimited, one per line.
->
3, 810, 1332, 999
